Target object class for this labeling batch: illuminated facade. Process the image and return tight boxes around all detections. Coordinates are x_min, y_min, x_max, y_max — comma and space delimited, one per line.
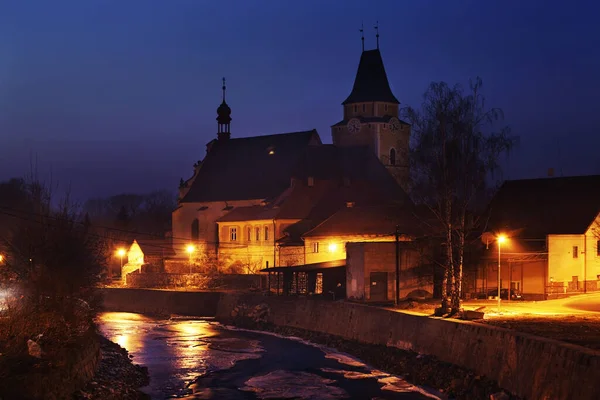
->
475, 175, 600, 300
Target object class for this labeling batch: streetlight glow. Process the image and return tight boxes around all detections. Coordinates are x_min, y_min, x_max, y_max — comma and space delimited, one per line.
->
497, 234, 508, 312
116, 248, 126, 257
186, 244, 196, 274
0, 254, 4, 263
328, 243, 338, 253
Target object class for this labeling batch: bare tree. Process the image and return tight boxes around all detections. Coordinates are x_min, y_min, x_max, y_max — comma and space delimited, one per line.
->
405, 78, 516, 314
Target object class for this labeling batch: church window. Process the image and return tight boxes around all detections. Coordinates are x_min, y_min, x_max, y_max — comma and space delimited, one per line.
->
389, 148, 396, 166
230, 227, 237, 241
191, 219, 199, 240
264, 226, 270, 241
353, 105, 357, 113
255, 227, 260, 241
247, 227, 252, 241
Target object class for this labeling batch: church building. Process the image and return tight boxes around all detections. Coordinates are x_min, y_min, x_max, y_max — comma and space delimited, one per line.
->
170, 36, 412, 273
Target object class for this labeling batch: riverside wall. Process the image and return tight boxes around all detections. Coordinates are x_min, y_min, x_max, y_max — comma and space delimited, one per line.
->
101, 287, 221, 317
100, 288, 600, 400
216, 293, 599, 400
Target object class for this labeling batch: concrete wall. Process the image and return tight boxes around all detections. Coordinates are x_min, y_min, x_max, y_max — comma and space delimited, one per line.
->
303, 234, 395, 265
346, 242, 433, 301
101, 288, 222, 317
216, 293, 599, 400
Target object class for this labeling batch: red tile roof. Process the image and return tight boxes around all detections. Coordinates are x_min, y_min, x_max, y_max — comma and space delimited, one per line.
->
302, 204, 429, 238
486, 175, 600, 238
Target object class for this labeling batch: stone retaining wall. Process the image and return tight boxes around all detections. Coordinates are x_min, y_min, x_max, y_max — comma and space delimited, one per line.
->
101, 287, 222, 317
125, 272, 263, 290
216, 293, 599, 400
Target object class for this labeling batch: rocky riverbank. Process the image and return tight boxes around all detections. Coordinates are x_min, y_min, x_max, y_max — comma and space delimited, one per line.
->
228, 312, 518, 400
74, 335, 149, 400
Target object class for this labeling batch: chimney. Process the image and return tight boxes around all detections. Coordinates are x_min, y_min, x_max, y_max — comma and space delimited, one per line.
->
548, 168, 554, 177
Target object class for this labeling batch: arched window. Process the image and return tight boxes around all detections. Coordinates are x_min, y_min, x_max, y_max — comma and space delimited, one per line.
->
191, 219, 199, 240
389, 148, 396, 166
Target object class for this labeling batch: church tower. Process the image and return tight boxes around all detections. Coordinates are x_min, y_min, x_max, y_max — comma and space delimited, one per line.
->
217, 77, 232, 140
331, 26, 410, 191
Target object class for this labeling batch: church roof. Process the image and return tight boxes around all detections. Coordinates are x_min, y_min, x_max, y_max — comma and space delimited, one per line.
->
331, 115, 410, 127
342, 49, 399, 105
181, 130, 321, 203
216, 145, 411, 240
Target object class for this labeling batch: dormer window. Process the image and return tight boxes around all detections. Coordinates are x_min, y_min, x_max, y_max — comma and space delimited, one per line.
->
267, 146, 275, 155
307, 177, 314, 187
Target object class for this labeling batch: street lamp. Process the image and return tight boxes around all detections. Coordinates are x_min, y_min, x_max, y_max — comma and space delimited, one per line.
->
186, 245, 195, 274
497, 234, 507, 312
0, 254, 4, 263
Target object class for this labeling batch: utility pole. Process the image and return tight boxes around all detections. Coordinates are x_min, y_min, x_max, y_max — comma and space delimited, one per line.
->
395, 225, 400, 306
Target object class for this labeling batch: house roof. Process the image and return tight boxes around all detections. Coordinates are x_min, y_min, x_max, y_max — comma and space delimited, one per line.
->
181, 130, 321, 203
216, 145, 411, 241
133, 238, 176, 257
302, 204, 428, 238
486, 175, 600, 238
342, 49, 399, 105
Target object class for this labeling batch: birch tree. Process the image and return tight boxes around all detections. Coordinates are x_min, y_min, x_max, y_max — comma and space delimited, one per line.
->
405, 78, 515, 314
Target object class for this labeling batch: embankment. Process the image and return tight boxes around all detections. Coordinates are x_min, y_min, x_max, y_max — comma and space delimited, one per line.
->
100, 288, 600, 400
217, 293, 599, 400
101, 287, 221, 317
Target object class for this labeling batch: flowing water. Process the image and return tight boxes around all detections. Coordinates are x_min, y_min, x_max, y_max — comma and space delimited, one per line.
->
98, 312, 444, 400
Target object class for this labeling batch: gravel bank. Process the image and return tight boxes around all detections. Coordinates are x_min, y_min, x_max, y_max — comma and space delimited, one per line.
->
74, 335, 150, 400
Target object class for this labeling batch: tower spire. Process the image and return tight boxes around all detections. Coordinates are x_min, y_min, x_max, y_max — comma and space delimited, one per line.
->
216, 77, 231, 140
360, 23, 364, 52
222, 77, 226, 102
375, 21, 379, 49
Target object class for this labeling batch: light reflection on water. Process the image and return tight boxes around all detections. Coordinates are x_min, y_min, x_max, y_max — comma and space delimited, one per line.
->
98, 312, 442, 400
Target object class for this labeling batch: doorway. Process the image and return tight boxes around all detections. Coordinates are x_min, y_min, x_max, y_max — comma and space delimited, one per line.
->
370, 272, 388, 301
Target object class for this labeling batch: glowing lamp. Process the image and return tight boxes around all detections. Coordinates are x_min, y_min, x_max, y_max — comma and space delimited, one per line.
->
328, 243, 338, 253
497, 234, 507, 244
186, 245, 196, 254
0, 254, 4, 263
116, 248, 126, 257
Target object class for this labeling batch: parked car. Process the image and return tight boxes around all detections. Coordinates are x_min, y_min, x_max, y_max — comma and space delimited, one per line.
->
476, 288, 523, 300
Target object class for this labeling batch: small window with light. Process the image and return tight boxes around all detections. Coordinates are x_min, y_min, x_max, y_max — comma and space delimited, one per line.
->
230, 227, 237, 241
312, 242, 319, 253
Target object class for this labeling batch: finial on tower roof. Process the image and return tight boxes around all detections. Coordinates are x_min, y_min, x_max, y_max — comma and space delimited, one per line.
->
360, 22, 364, 52
222, 77, 226, 102
375, 21, 379, 49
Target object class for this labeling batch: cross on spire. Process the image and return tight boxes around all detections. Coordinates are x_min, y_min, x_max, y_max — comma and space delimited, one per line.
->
375, 21, 379, 49
222, 77, 226, 102
360, 22, 364, 52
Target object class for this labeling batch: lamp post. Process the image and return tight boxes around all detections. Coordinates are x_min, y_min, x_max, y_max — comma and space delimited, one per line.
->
497, 234, 507, 312
186, 245, 195, 274
116, 248, 126, 281
0, 254, 4, 263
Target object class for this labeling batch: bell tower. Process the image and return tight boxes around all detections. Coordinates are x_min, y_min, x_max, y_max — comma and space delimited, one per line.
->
217, 77, 232, 141
331, 24, 410, 192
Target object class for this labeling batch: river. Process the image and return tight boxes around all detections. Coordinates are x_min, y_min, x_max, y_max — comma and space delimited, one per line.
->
98, 312, 443, 400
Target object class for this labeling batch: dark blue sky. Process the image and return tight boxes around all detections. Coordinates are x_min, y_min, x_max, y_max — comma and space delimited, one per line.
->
1, 0, 599, 201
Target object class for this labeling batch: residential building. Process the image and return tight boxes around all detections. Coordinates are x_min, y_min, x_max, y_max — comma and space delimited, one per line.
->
475, 175, 600, 300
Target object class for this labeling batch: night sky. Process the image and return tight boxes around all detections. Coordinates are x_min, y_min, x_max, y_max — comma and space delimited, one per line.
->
1, 0, 599, 202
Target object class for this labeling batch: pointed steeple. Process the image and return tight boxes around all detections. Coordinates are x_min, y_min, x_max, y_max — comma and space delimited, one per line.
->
342, 48, 399, 105
217, 77, 231, 140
